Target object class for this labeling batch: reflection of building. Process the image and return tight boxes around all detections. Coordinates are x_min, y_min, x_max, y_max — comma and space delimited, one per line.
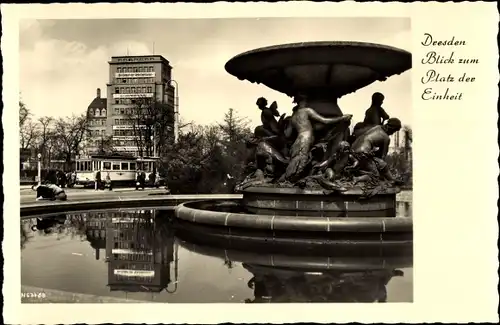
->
85, 212, 107, 260
104, 210, 174, 293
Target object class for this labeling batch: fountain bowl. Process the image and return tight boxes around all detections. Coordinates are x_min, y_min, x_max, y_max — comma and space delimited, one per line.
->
225, 41, 412, 100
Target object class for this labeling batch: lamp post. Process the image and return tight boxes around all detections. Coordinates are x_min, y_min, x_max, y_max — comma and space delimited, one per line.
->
166, 80, 179, 144
37, 153, 42, 186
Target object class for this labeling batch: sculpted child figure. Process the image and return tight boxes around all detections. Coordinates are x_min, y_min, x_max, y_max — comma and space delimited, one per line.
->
351, 117, 402, 184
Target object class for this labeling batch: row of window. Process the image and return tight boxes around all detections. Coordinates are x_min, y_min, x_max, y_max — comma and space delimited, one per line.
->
114, 98, 145, 105
114, 130, 136, 137
90, 108, 107, 117
88, 229, 106, 238
88, 130, 106, 137
113, 241, 151, 250
113, 262, 155, 271
117, 66, 154, 73
90, 119, 106, 126
114, 77, 155, 84
76, 161, 137, 172
114, 118, 134, 125
114, 86, 153, 94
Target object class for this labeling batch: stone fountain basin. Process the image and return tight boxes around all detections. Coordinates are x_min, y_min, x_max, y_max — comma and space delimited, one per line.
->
225, 41, 412, 98
174, 199, 412, 233
178, 240, 413, 271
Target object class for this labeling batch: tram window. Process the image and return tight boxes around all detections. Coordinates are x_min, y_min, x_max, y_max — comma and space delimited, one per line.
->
130, 162, 136, 170
103, 162, 111, 170
112, 163, 120, 170
121, 162, 129, 170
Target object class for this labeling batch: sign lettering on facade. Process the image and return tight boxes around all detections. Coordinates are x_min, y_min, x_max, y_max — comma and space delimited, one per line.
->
112, 125, 147, 130
115, 72, 156, 78
113, 93, 154, 99
113, 269, 155, 277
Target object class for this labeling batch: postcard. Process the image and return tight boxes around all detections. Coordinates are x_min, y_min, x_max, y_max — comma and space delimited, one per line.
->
2, 1, 498, 324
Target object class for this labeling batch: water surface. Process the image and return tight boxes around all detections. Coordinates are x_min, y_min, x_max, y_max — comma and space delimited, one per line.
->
21, 201, 413, 303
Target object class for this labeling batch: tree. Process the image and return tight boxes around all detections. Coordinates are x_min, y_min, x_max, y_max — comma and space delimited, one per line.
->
218, 108, 253, 182
126, 97, 175, 158
96, 134, 116, 155
19, 119, 39, 150
19, 100, 30, 127
53, 114, 90, 169
402, 125, 412, 162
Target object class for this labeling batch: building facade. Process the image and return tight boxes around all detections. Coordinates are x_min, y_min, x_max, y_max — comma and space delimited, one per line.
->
106, 55, 176, 157
85, 88, 108, 155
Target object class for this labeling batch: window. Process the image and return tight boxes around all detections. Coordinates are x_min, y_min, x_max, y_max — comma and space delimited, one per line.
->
134, 67, 138, 72
101, 130, 105, 136
147, 86, 152, 92
131, 87, 136, 93
95, 109, 100, 116
133, 78, 138, 84
121, 162, 129, 170
115, 99, 119, 104
114, 108, 120, 114
114, 119, 119, 125
102, 109, 106, 116
112, 163, 120, 170
125, 87, 130, 93
142, 87, 146, 93
122, 78, 127, 83
139, 67, 144, 72
120, 87, 124, 94
127, 67, 132, 72
149, 67, 154, 72
115, 87, 119, 94
120, 108, 125, 114
117, 67, 122, 73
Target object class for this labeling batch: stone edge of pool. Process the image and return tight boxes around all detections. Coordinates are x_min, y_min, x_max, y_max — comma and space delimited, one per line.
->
21, 285, 151, 303
20, 194, 243, 217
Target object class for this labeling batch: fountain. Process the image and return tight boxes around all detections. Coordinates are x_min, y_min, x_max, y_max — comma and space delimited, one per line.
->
175, 41, 412, 234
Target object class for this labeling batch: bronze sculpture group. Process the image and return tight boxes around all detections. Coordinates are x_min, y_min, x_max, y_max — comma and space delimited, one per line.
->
237, 92, 404, 196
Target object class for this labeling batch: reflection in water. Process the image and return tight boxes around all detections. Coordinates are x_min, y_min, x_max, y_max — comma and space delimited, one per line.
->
243, 266, 403, 303
22, 209, 178, 296
21, 202, 412, 302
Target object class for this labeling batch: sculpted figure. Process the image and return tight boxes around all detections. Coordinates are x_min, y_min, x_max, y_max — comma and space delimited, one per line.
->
280, 94, 353, 182
352, 92, 390, 141
350, 117, 402, 183
254, 97, 286, 138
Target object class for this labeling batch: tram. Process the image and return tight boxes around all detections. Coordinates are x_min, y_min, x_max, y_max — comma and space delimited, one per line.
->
75, 155, 159, 187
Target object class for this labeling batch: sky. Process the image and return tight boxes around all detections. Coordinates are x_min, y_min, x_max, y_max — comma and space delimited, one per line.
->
19, 17, 412, 129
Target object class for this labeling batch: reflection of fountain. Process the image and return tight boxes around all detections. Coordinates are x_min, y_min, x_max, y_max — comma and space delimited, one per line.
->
176, 42, 412, 234
243, 265, 404, 303
176, 225, 412, 303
